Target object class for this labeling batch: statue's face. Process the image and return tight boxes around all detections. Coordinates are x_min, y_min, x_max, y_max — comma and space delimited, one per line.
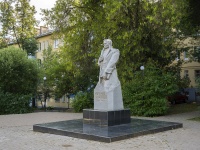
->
103, 40, 110, 49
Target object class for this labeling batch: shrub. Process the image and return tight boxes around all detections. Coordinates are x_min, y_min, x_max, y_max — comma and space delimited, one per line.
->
0, 91, 32, 115
72, 91, 94, 112
0, 47, 39, 114
0, 47, 39, 95
122, 65, 178, 117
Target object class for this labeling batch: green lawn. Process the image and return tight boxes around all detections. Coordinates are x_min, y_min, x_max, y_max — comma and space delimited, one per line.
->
167, 102, 199, 115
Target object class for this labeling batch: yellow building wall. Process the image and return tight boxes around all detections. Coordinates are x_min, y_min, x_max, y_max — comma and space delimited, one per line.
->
178, 37, 200, 87
36, 35, 51, 60
181, 62, 200, 87
37, 96, 71, 109
35, 31, 67, 108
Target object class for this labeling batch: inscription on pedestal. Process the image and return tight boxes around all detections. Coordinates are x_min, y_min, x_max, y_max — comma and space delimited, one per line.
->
94, 92, 107, 101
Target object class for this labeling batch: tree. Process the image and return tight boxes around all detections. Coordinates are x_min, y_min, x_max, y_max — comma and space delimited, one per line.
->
180, 0, 200, 34
122, 63, 178, 116
179, 0, 200, 62
22, 37, 38, 55
0, 46, 39, 95
41, 46, 83, 97
0, 37, 7, 49
0, 0, 37, 52
0, 46, 40, 114
43, 0, 186, 81
0, 0, 14, 48
40, 0, 188, 96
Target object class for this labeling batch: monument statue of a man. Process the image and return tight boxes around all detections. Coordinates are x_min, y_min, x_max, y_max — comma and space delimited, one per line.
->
94, 39, 124, 110
97, 39, 121, 91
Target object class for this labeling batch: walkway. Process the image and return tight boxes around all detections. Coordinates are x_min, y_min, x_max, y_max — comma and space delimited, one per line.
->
0, 111, 199, 150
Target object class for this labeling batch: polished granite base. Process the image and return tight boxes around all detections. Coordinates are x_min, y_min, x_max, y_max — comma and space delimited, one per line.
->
33, 118, 182, 143
83, 109, 131, 126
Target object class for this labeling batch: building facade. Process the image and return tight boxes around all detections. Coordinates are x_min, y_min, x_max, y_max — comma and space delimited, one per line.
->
34, 26, 70, 109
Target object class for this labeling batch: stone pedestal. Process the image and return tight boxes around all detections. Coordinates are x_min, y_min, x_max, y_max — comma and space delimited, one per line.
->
91, 80, 130, 127
94, 83, 124, 110
83, 109, 131, 126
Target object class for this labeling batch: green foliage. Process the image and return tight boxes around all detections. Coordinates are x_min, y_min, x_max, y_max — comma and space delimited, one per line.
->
41, 0, 187, 90
195, 77, 200, 90
178, 77, 191, 89
179, 0, 200, 34
41, 40, 98, 96
0, 37, 7, 49
0, 91, 32, 115
41, 46, 73, 96
22, 37, 38, 55
0, 46, 39, 95
0, 0, 37, 52
0, 0, 14, 37
122, 64, 178, 117
72, 91, 94, 112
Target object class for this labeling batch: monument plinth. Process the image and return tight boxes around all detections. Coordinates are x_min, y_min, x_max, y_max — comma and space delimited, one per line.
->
84, 81, 130, 126
83, 109, 131, 126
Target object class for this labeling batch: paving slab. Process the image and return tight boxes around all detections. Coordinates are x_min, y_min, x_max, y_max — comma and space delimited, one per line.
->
0, 111, 199, 150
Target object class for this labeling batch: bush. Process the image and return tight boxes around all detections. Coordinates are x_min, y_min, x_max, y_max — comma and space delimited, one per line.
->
0, 47, 39, 95
0, 91, 32, 115
122, 65, 178, 117
0, 47, 39, 114
72, 91, 94, 112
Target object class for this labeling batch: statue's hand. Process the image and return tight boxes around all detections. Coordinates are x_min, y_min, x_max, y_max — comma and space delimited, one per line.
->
98, 56, 104, 66
99, 56, 104, 62
102, 72, 111, 80
106, 73, 111, 80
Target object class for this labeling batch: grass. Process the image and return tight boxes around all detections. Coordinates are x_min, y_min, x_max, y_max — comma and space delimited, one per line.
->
167, 102, 199, 115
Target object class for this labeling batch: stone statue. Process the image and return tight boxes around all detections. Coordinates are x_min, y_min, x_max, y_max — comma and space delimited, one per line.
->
97, 39, 121, 91
94, 39, 124, 110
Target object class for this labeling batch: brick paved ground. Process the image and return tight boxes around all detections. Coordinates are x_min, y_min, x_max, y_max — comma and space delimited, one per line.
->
0, 111, 199, 150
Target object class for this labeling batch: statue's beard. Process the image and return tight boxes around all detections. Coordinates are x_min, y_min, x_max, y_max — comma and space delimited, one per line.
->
104, 45, 111, 50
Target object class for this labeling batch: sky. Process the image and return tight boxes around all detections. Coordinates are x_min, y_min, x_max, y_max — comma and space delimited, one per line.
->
30, 0, 57, 25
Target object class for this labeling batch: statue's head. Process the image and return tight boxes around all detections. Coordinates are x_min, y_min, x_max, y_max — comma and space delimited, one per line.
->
103, 39, 112, 49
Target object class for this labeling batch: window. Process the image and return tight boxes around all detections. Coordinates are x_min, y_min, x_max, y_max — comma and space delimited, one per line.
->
45, 41, 49, 49
43, 41, 45, 50
184, 51, 189, 60
55, 97, 60, 102
195, 70, 200, 78
54, 94, 60, 102
176, 49, 180, 61
54, 39, 59, 48
38, 43, 41, 52
40, 41, 45, 51
184, 70, 189, 78
37, 59, 41, 65
193, 46, 200, 61
61, 95, 66, 103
